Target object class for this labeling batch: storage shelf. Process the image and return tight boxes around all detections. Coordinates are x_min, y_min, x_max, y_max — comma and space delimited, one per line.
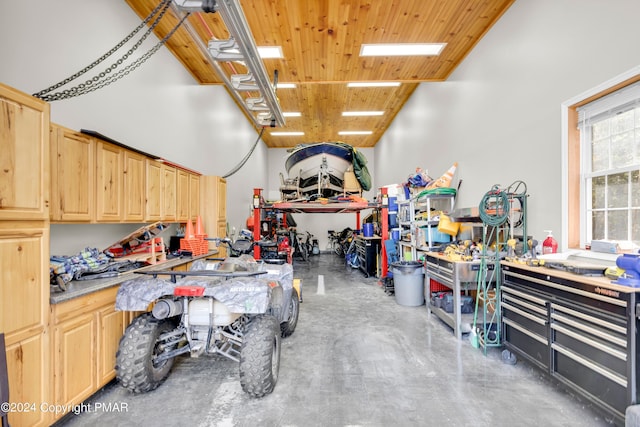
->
397, 193, 455, 260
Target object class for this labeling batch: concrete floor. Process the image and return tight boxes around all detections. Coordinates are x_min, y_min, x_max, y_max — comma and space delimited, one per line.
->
57, 254, 614, 427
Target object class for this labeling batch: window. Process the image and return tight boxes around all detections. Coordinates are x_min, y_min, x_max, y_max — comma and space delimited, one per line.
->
568, 77, 640, 249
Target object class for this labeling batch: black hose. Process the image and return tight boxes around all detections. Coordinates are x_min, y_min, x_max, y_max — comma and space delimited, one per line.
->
222, 127, 265, 178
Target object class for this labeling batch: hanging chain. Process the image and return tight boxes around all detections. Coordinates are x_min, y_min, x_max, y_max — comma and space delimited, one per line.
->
33, 0, 187, 101
62, 13, 191, 100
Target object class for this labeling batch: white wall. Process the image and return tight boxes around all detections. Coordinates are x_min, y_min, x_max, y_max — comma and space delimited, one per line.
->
0, 0, 267, 253
375, 0, 640, 248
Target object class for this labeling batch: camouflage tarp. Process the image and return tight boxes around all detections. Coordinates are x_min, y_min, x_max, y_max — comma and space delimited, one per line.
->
116, 255, 293, 314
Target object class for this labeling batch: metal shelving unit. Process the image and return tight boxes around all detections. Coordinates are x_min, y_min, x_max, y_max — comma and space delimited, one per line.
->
397, 192, 455, 260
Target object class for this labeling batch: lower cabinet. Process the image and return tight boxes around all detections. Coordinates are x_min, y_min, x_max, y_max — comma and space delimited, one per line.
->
50, 286, 126, 423
4, 332, 49, 427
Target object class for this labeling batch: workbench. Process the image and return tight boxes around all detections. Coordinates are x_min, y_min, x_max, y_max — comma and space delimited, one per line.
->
501, 261, 639, 426
424, 252, 489, 339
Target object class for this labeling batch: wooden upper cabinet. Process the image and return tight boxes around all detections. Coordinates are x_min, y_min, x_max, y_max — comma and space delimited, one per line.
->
161, 164, 177, 222
145, 159, 162, 221
176, 168, 190, 222
123, 150, 146, 222
95, 141, 123, 222
189, 173, 200, 222
0, 83, 49, 220
200, 176, 226, 248
50, 124, 94, 222
217, 177, 227, 219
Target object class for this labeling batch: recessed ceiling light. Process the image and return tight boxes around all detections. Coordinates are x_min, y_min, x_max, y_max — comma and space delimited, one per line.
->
257, 46, 283, 59
347, 82, 401, 88
270, 131, 304, 136
338, 131, 373, 135
360, 43, 446, 56
276, 83, 297, 89
342, 111, 384, 117
283, 112, 302, 117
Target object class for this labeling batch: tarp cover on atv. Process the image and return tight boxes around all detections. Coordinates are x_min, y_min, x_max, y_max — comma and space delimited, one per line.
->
115, 256, 293, 312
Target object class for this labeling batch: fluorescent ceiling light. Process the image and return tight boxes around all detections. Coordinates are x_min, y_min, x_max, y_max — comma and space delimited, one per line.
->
257, 46, 283, 59
342, 111, 384, 117
338, 131, 373, 135
276, 83, 297, 89
347, 82, 401, 88
283, 112, 302, 117
270, 131, 304, 136
360, 43, 446, 56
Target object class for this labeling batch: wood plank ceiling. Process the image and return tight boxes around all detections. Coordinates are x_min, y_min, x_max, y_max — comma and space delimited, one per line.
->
125, 0, 514, 148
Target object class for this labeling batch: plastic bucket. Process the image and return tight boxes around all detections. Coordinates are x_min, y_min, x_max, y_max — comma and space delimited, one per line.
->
391, 228, 400, 241
388, 196, 398, 212
437, 214, 460, 236
388, 211, 398, 228
391, 261, 425, 306
363, 223, 374, 237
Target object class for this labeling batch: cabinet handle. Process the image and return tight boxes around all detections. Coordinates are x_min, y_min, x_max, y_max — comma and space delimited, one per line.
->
551, 342, 627, 387
551, 312, 627, 348
502, 294, 547, 316
502, 301, 546, 325
503, 318, 548, 344
502, 285, 547, 305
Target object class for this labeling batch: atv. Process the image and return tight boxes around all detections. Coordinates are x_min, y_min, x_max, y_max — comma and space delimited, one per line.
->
114, 254, 300, 397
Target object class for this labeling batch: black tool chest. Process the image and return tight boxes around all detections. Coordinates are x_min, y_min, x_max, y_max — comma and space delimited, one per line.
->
355, 235, 380, 277
501, 262, 639, 426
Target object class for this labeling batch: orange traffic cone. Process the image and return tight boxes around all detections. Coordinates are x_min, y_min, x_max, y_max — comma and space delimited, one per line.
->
185, 219, 195, 239
426, 162, 458, 189
195, 216, 205, 236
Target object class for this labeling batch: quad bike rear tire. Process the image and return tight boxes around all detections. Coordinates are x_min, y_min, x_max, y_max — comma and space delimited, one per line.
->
280, 289, 300, 338
116, 313, 175, 393
240, 315, 281, 397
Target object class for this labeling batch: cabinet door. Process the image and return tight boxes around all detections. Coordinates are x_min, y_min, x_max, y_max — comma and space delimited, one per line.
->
0, 83, 49, 220
176, 168, 190, 222
0, 222, 50, 426
161, 164, 177, 222
217, 177, 227, 220
145, 159, 162, 221
217, 220, 227, 257
53, 312, 97, 412
50, 124, 94, 221
5, 333, 50, 427
96, 141, 123, 222
97, 305, 125, 386
189, 173, 200, 222
200, 176, 225, 250
123, 150, 146, 222
0, 223, 48, 335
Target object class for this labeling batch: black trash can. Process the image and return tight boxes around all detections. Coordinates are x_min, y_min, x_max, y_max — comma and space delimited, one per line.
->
391, 261, 425, 306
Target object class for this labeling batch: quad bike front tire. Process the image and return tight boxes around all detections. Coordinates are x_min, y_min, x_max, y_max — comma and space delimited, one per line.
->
240, 315, 281, 397
280, 289, 300, 338
116, 313, 175, 393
